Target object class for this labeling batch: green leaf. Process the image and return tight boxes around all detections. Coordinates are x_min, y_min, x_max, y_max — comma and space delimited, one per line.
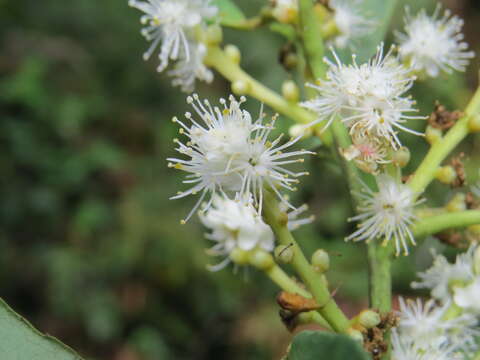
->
0, 297, 84, 360
286, 331, 370, 360
211, 0, 246, 26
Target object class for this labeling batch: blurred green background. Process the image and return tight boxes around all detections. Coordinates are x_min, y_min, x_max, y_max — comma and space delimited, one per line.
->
1, 0, 479, 359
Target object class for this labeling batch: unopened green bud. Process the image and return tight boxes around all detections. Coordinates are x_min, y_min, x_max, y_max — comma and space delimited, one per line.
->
435, 166, 456, 184
311, 249, 330, 273
446, 193, 467, 212
232, 80, 250, 95
289, 124, 312, 139
468, 114, 480, 133
282, 80, 300, 102
230, 248, 250, 265
249, 249, 275, 270
358, 310, 381, 329
347, 328, 364, 344
392, 147, 410, 168
474, 246, 480, 275
225, 44, 241, 64
274, 244, 294, 264
205, 24, 223, 45
425, 125, 443, 145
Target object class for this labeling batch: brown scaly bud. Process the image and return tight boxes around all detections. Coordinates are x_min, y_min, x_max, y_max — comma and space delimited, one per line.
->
428, 101, 464, 130
449, 153, 466, 188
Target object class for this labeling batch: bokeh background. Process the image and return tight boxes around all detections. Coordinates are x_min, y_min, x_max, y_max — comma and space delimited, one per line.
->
1, 0, 479, 359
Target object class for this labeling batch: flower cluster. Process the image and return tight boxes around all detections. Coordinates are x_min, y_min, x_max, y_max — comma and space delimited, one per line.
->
346, 175, 421, 256
396, 5, 474, 78
391, 297, 479, 360
412, 245, 480, 314
302, 44, 424, 158
129, 0, 217, 92
168, 94, 313, 268
201, 195, 274, 271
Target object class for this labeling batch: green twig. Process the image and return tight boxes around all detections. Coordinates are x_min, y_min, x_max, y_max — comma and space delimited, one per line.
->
408, 85, 480, 195
413, 210, 480, 238
263, 192, 350, 333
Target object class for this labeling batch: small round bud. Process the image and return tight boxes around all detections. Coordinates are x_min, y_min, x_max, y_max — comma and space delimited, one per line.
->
311, 249, 330, 273
229, 248, 250, 265
474, 246, 480, 275
446, 193, 467, 212
392, 147, 410, 168
425, 125, 443, 145
283, 53, 298, 69
274, 245, 294, 264
282, 80, 300, 102
205, 24, 223, 45
347, 328, 364, 344
289, 124, 312, 139
232, 80, 250, 95
358, 310, 381, 329
468, 114, 480, 133
435, 166, 456, 184
249, 249, 275, 270
225, 44, 241, 64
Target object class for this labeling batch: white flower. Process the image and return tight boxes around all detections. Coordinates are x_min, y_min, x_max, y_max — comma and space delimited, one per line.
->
391, 327, 459, 360
346, 175, 420, 256
271, 0, 298, 24
302, 44, 424, 149
454, 277, 480, 314
168, 94, 312, 222
129, 0, 216, 69
412, 246, 476, 303
201, 194, 275, 271
395, 5, 475, 78
168, 42, 214, 92
329, 0, 374, 49
395, 297, 479, 356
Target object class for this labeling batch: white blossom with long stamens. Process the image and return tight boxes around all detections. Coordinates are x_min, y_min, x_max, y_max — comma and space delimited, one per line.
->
302, 44, 424, 149
201, 194, 274, 271
129, 0, 217, 91
329, 0, 375, 49
395, 5, 475, 78
346, 175, 421, 256
168, 95, 313, 222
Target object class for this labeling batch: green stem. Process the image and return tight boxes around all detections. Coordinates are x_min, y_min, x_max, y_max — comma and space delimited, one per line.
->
408, 86, 480, 195
367, 244, 393, 313
204, 46, 333, 145
413, 210, 480, 238
263, 192, 350, 333
265, 264, 332, 329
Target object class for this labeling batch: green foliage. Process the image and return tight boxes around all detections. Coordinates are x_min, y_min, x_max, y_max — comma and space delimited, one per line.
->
0, 298, 83, 360
286, 331, 370, 360
212, 0, 246, 26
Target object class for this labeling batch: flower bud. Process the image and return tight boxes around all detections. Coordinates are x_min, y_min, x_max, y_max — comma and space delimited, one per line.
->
205, 24, 223, 45
392, 147, 410, 168
358, 310, 381, 329
474, 246, 480, 275
274, 244, 294, 264
468, 114, 480, 133
232, 80, 250, 95
347, 328, 364, 344
229, 248, 250, 265
311, 249, 330, 273
289, 124, 312, 139
282, 80, 300, 102
435, 166, 456, 184
446, 193, 467, 212
249, 249, 275, 270
425, 125, 443, 145
225, 44, 241, 64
